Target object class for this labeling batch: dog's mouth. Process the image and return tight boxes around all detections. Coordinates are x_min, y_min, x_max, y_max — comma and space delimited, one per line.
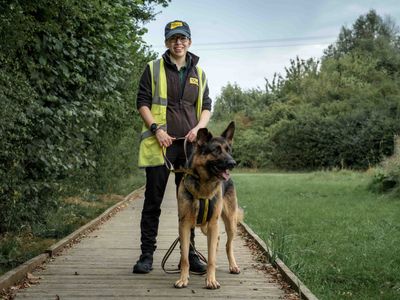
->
210, 160, 236, 181
219, 169, 231, 181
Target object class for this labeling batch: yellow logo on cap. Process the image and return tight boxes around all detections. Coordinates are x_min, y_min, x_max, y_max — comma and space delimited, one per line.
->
170, 21, 183, 29
190, 77, 199, 86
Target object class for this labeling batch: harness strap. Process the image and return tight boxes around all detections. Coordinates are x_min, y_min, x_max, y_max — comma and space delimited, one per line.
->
197, 198, 209, 226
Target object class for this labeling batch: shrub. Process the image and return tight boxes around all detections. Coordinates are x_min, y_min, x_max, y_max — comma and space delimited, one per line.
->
270, 112, 397, 170
370, 137, 400, 195
0, 0, 167, 232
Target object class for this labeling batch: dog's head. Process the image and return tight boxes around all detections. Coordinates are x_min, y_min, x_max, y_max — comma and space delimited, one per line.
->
192, 121, 236, 181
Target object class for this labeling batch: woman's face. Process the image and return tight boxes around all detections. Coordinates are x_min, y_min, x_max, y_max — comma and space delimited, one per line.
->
165, 35, 192, 59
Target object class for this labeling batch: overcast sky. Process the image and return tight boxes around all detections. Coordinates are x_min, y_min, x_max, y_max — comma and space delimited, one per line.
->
142, 0, 400, 100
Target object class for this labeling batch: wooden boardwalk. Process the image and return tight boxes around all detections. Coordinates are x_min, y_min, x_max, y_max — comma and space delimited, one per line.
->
15, 176, 287, 299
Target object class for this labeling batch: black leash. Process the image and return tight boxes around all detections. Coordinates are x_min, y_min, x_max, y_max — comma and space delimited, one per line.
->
160, 136, 207, 275
161, 237, 180, 274
161, 237, 208, 275
162, 137, 190, 172
161, 137, 200, 180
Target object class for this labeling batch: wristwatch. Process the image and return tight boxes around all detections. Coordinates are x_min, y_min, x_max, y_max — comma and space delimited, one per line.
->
150, 123, 158, 134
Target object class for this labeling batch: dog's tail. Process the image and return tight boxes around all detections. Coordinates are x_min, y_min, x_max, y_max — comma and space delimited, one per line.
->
237, 206, 244, 224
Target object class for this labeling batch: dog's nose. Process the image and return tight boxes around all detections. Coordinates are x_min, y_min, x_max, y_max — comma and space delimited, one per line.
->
227, 159, 236, 170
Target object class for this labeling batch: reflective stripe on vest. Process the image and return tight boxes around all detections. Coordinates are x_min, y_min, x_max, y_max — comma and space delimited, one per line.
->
138, 58, 207, 167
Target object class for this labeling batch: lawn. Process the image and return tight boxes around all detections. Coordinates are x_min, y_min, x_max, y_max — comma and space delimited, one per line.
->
233, 171, 400, 300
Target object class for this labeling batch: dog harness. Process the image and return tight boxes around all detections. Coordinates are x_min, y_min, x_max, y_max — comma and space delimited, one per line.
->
197, 196, 217, 226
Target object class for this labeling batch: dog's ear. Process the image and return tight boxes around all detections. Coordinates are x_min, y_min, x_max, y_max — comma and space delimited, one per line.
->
197, 128, 213, 146
221, 121, 235, 144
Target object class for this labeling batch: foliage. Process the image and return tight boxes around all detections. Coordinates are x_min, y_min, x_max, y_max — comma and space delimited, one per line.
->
0, 0, 168, 232
213, 83, 273, 120
270, 112, 396, 170
0, 194, 123, 275
212, 10, 400, 171
370, 137, 400, 195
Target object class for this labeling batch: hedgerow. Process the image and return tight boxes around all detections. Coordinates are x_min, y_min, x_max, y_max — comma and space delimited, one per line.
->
0, 0, 168, 232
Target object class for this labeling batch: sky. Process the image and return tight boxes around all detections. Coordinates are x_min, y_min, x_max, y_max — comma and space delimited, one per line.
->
142, 0, 400, 100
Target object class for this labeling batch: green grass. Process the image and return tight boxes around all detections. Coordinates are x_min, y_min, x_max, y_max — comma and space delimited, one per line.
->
234, 170, 400, 300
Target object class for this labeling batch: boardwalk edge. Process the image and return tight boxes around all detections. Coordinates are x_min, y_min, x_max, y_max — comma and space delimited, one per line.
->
0, 254, 48, 292
0, 186, 144, 293
239, 221, 319, 300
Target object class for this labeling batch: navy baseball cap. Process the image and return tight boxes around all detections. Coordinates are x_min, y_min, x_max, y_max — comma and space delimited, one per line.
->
165, 20, 191, 40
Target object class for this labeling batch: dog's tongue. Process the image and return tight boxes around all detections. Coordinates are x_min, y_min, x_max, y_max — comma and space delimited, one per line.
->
221, 169, 230, 181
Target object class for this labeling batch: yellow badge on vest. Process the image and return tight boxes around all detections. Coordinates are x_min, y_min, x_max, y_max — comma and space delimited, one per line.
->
190, 77, 199, 86
170, 22, 183, 29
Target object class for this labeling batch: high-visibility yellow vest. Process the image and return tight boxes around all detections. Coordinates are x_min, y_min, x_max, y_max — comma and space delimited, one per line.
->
138, 58, 207, 167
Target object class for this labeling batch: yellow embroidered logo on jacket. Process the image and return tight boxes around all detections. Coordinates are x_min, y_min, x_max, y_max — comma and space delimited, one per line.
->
170, 22, 183, 29
189, 77, 199, 86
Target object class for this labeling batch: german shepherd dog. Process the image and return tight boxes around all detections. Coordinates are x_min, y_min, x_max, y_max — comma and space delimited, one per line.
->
174, 121, 242, 289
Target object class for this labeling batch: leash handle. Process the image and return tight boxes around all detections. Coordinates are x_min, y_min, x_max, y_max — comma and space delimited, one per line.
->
162, 146, 174, 171
161, 237, 208, 275
162, 137, 192, 172
161, 236, 181, 274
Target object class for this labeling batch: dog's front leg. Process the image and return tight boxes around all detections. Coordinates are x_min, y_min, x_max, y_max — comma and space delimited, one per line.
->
174, 221, 191, 288
206, 220, 220, 289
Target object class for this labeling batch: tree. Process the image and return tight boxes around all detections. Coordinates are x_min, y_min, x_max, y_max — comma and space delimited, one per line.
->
0, 0, 169, 232
212, 10, 400, 171
324, 10, 400, 59
213, 83, 246, 120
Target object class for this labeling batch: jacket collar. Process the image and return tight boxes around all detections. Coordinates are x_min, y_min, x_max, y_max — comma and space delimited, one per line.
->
162, 50, 200, 70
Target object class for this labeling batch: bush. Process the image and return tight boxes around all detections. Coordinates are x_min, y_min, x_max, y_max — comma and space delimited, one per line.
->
370, 137, 400, 195
270, 112, 397, 170
0, 0, 167, 232
0, 65, 56, 231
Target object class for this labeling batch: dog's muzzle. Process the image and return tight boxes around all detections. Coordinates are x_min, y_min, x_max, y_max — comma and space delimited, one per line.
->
210, 158, 236, 181
226, 159, 236, 170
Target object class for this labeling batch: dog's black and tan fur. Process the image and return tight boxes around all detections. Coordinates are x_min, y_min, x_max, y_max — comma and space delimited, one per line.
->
175, 121, 242, 289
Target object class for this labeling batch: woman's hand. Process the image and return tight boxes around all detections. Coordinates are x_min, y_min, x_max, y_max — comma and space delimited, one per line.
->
155, 129, 175, 147
185, 126, 200, 142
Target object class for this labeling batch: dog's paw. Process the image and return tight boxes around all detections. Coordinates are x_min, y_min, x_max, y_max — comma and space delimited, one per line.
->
205, 278, 220, 289
174, 278, 189, 289
229, 265, 240, 274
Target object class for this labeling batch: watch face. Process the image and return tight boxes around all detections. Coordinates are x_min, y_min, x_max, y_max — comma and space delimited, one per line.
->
151, 123, 157, 133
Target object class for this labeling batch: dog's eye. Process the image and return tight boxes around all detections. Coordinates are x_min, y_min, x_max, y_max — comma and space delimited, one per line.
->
213, 145, 222, 155
222, 144, 232, 154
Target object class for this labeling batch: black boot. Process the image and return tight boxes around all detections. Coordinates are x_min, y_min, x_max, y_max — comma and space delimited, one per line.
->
187, 229, 207, 274
188, 250, 207, 275
133, 253, 153, 274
